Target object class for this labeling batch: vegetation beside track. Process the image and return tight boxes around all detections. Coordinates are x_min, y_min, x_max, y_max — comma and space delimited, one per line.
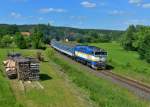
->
45, 47, 150, 107
91, 42, 150, 84
0, 48, 92, 107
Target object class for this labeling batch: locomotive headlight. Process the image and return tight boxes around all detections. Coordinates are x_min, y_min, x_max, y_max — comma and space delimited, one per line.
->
91, 56, 100, 61
100, 57, 106, 62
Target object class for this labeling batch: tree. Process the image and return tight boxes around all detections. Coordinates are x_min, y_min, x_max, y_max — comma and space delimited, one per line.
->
0, 35, 13, 47
24, 36, 32, 48
7, 25, 19, 35
121, 25, 150, 63
121, 25, 137, 50
132, 26, 148, 49
15, 33, 27, 49
32, 27, 43, 49
0, 24, 19, 35
138, 32, 150, 63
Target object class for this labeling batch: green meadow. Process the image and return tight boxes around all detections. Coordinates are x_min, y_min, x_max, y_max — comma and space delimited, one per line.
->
0, 44, 150, 107
91, 42, 150, 84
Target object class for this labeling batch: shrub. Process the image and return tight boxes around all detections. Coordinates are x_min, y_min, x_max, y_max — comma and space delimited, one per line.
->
45, 48, 55, 58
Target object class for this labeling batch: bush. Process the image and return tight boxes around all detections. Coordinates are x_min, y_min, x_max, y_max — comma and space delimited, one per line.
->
125, 62, 131, 67
15, 33, 27, 49
138, 35, 150, 63
0, 35, 13, 48
45, 48, 55, 58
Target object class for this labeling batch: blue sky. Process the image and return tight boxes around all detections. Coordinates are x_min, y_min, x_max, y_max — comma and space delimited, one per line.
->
0, 0, 150, 30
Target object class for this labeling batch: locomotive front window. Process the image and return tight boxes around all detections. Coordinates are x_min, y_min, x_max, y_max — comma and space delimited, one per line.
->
95, 52, 101, 55
95, 52, 107, 55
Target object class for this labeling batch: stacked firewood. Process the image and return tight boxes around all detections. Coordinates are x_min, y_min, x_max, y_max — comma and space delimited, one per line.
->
3, 59, 17, 79
15, 57, 40, 81
3, 53, 40, 81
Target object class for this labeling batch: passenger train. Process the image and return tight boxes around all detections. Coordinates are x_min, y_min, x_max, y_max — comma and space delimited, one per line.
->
51, 39, 107, 69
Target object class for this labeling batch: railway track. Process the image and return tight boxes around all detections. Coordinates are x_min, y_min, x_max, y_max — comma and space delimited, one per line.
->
100, 70, 150, 94
54, 50, 150, 100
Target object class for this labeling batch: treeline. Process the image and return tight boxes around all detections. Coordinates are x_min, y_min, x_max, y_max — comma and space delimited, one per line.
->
59, 28, 123, 43
0, 24, 124, 44
69, 32, 115, 43
121, 25, 150, 63
0, 24, 47, 49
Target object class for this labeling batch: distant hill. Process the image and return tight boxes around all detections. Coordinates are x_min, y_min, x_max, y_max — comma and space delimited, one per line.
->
0, 24, 124, 41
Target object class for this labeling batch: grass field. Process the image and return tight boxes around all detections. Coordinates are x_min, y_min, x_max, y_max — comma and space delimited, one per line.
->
1, 46, 150, 107
90, 42, 150, 84
0, 48, 92, 107
0, 49, 21, 107
46, 48, 150, 107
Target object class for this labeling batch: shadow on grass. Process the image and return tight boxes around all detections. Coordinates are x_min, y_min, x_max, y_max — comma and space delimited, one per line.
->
106, 64, 114, 70
42, 60, 49, 62
40, 74, 52, 81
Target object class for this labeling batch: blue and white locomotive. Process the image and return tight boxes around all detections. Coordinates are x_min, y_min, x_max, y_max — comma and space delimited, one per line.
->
51, 39, 107, 69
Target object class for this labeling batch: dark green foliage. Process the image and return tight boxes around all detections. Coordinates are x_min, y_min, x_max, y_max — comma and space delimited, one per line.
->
15, 33, 27, 49
121, 25, 137, 50
122, 25, 150, 63
0, 35, 13, 48
75, 32, 113, 43
31, 26, 44, 49
0, 24, 19, 35
139, 35, 150, 63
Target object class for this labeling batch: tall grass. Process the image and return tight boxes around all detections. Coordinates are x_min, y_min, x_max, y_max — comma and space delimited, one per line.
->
45, 48, 150, 107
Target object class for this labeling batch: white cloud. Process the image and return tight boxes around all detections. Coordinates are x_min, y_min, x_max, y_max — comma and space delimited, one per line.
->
109, 10, 124, 15
129, 0, 142, 4
11, 12, 21, 18
39, 8, 66, 13
142, 3, 150, 8
81, 1, 96, 8
129, 0, 150, 9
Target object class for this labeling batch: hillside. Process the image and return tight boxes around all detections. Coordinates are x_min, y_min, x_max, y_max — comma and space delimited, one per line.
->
0, 24, 124, 41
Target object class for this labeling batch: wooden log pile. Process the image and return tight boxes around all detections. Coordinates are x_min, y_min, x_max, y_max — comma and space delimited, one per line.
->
3, 53, 40, 81
3, 59, 17, 79
14, 57, 40, 81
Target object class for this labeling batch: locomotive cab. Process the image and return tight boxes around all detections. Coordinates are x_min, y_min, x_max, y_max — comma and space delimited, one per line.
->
94, 51, 107, 62
93, 51, 107, 69
74, 45, 107, 69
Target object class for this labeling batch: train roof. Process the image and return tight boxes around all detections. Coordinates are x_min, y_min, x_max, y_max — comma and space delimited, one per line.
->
51, 39, 106, 52
75, 45, 106, 52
